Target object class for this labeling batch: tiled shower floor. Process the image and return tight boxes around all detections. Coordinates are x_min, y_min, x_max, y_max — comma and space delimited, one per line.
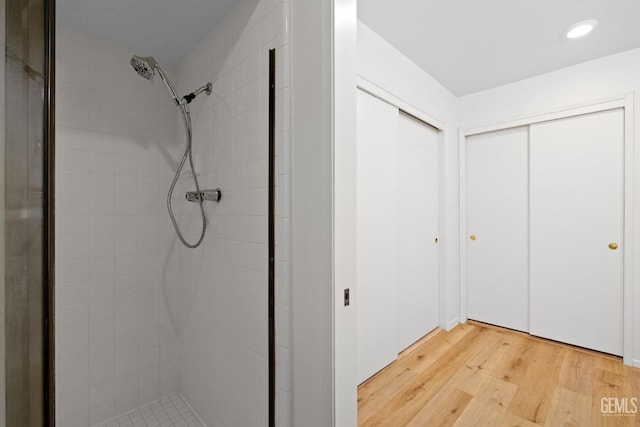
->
94, 393, 203, 427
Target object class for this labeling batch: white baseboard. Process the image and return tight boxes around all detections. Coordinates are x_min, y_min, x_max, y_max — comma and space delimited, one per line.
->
633, 358, 640, 369
446, 318, 460, 331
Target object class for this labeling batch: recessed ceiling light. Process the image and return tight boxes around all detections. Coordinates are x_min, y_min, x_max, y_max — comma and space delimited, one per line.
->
565, 20, 598, 39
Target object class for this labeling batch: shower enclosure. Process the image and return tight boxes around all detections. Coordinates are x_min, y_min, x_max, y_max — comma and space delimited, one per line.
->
53, 0, 291, 425
2, 0, 293, 425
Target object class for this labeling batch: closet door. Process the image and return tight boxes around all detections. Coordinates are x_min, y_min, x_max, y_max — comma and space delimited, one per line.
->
396, 112, 439, 351
467, 127, 529, 332
356, 89, 399, 383
530, 109, 624, 356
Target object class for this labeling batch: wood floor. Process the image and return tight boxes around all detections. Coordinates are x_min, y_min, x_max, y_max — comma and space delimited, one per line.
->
358, 322, 640, 426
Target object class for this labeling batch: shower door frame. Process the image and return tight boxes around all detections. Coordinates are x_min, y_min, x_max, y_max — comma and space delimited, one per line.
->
44, 0, 56, 423
3, 0, 55, 424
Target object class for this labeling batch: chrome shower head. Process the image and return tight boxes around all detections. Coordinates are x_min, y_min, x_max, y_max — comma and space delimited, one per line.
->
130, 55, 158, 81
130, 54, 212, 107
130, 54, 181, 103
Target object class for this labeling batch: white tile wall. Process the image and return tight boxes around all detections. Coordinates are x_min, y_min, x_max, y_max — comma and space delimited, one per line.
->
56, 0, 293, 425
171, 0, 292, 426
56, 28, 182, 427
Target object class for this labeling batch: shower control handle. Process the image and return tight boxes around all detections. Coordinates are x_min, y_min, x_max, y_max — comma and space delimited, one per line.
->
186, 188, 222, 203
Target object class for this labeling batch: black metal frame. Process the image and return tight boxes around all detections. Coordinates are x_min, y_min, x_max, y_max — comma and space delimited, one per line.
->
268, 48, 276, 427
44, 0, 56, 424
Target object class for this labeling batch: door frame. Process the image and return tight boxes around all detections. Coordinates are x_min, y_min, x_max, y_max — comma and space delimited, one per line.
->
459, 93, 635, 366
356, 76, 449, 332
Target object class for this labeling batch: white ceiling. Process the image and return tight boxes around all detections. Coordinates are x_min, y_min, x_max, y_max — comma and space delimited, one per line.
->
358, 0, 640, 96
57, 0, 243, 65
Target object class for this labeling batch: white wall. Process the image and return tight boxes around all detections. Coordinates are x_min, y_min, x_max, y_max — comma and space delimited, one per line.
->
357, 22, 460, 329
290, 0, 335, 425
55, 28, 181, 426
459, 48, 640, 366
173, 0, 292, 425
333, 0, 359, 425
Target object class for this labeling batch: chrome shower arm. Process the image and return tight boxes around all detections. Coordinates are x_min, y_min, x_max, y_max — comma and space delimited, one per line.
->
182, 82, 213, 104
191, 82, 212, 97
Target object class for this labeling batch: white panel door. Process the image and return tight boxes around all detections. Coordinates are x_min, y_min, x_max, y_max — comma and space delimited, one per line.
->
530, 109, 624, 356
467, 127, 529, 332
396, 111, 439, 351
356, 89, 399, 383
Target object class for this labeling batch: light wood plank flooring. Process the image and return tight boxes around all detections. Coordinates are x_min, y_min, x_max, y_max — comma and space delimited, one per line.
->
358, 321, 640, 426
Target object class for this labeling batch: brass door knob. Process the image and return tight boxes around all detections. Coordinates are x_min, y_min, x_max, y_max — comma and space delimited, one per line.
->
470, 235, 477, 241
609, 243, 619, 250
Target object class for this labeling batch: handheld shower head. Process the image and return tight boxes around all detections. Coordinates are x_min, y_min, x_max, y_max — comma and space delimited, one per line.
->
130, 55, 158, 81
129, 54, 216, 249
131, 54, 181, 103
130, 54, 212, 107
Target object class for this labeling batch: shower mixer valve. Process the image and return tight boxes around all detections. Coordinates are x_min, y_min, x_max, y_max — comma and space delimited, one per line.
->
186, 188, 222, 203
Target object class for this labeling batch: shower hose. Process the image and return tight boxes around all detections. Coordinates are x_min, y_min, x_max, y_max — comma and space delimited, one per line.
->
167, 103, 207, 248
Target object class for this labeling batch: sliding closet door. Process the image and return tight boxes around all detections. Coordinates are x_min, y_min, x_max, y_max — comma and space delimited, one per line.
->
467, 127, 529, 332
396, 112, 439, 351
530, 109, 624, 356
356, 89, 398, 383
